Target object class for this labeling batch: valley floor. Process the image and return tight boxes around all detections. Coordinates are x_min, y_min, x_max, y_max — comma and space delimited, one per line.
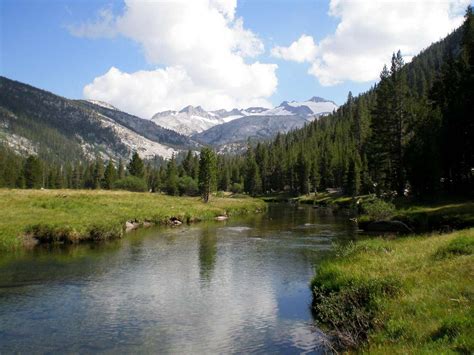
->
0, 189, 266, 251
311, 228, 474, 353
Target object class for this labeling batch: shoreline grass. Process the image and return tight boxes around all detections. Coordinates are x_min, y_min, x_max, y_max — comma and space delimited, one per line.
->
269, 191, 474, 232
311, 228, 474, 353
0, 189, 266, 251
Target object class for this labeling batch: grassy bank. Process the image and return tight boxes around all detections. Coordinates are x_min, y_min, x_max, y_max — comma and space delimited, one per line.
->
311, 229, 474, 353
0, 189, 266, 251
289, 191, 474, 232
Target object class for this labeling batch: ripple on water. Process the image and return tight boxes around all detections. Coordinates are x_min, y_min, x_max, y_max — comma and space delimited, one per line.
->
221, 226, 253, 233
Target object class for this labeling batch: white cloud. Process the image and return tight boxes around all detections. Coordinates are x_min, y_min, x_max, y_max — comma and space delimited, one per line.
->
271, 35, 318, 63
273, 0, 470, 86
69, 7, 117, 38
71, 0, 277, 117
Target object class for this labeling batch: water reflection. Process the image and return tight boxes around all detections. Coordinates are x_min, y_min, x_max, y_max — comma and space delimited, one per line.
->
0, 204, 358, 353
198, 226, 217, 283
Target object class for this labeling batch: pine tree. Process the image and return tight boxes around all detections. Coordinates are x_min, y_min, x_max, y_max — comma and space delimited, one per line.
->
117, 159, 125, 179
390, 50, 409, 195
344, 152, 361, 196
218, 165, 230, 191
198, 147, 217, 202
71, 163, 83, 189
369, 64, 393, 194
296, 150, 310, 195
182, 150, 194, 177
103, 160, 117, 189
92, 157, 104, 189
244, 148, 261, 196
23, 155, 42, 189
310, 156, 320, 193
165, 155, 179, 196
128, 152, 144, 178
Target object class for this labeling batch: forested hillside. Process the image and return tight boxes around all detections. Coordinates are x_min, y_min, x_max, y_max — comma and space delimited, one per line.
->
236, 8, 473, 198
0, 77, 195, 163
1, 9, 472, 198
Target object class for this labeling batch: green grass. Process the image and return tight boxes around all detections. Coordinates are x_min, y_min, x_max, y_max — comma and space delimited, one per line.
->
311, 229, 474, 353
0, 189, 266, 251
393, 201, 474, 231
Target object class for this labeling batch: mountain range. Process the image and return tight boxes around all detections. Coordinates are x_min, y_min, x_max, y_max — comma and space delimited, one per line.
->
151, 97, 337, 137
0, 75, 337, 161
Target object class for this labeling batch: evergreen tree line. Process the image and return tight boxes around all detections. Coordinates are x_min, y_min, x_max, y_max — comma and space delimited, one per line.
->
237, 8, 473, 198
0, 146, 220, 202
1, 8, 472, 199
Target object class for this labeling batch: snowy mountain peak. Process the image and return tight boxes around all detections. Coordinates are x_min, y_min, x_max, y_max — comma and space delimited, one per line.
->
179, 105, 208, 115
244, 107, 268, 114
151, 96, 338, 136
308, 96, 329, 103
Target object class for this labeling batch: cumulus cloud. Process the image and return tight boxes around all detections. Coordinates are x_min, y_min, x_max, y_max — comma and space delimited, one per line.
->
71, 0, 277, 117
272, 0, 470, 86
271, 35, 318, 63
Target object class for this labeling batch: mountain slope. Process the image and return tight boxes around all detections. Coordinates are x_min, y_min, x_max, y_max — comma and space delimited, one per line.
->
190, 97, 337, 149
151, 105, 231, 136
151, 97, 337, 139
0, 77, 196, 161
192, 114, 311, 149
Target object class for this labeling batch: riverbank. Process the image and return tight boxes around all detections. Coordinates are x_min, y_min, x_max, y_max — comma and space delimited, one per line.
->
263, 192, 474, 232
0, 189, 266, 251
311, 228, 474, 353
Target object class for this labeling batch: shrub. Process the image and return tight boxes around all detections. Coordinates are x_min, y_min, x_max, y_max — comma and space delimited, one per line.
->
113, 176, 148, 192
361, 198, 396, 220
311, 277, 401, 350
431, 316, 471, 341
434, 235, 474, 259
27, 224, 78, 243
178, 176, 199, 196
231, 182, 244, 194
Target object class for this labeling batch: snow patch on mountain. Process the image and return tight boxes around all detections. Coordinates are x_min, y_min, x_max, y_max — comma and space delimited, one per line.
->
151, 105, 264, 136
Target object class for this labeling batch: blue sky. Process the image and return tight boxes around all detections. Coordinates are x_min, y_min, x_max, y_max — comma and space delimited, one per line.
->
1, 0, 470, 117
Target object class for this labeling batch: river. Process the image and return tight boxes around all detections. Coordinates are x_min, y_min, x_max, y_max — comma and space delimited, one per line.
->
0, 203, 357, 353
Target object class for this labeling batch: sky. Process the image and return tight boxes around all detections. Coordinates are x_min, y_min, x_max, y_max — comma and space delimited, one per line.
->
1, 0, 471, 118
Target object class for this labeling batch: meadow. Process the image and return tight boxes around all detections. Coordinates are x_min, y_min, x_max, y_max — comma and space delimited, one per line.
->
311, 228, 474, 353
0, 189, 266, 250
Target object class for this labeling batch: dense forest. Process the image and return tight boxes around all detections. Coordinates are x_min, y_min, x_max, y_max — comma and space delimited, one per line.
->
1, 8, 472, 199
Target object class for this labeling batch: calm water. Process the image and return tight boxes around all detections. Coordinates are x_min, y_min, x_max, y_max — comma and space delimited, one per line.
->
0, 204, 357, 354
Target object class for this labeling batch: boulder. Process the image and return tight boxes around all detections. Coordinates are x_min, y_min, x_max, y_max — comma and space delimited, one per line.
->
215, 215, 228, 221
125, 221, 139, 232
169, 217, 182, 226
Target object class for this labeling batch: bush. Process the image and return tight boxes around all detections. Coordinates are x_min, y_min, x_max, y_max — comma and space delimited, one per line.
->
434, 235, 474, 259
311, 276, 401, 350
361, 198, 396, 221
431, 316, 471, 341
113, 176, 148, 192
178, 176, 199, 196
27, 224, 78, 243
231, 182, 244, 194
